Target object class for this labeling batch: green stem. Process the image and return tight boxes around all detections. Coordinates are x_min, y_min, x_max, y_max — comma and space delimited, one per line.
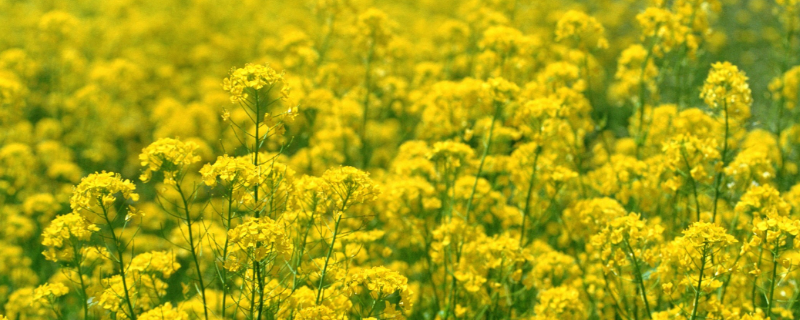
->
689, 244, 708, 320
711, 101, 729, 222
519, 147, 541, 247
100, 203, 137, 320
175, 184, 209, 320
634, 35, 658, 159
767, 244, 780, 318
256, 257, 266, 320
292, 200, 317, 291
465, 101, 502, 221
753, 230, 768, 309
680, 148, 702, 221
360, 43, 375, 169
253, 88, 261, 217
72, 243, 91, 320
315, 215, 342, 304
220, 191, 234, 319
624, 239, 652, 319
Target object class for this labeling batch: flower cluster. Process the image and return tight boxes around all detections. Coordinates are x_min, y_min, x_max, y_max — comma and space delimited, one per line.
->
555, 10, 609, 49
701, 61, 753, 121
222, 63, 289, 103
321, 166, 380, 211
128, 251, 181, 278
225, 217, 293, 271
70, 171, 139, 215
139, 137, 201, 185
41, 212, 99, 261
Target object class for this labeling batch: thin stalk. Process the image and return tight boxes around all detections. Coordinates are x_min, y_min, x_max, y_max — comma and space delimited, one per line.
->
360, 42, 376, 169
719, 244, 746, 302
450, 102, 502, 319
100, 203, 137, 320
624, 239, 652, 319
176, 184, 209, 320
689, 243, 709, 320
251, 88, 268, 319
72, 243, 91, 320
519, 147, 541, 247
635, 36, 658, 159
256, 254, 267, 320
292, 200, 318, 291
249, 263, 257, 319
680, 148, 702, 221
464, 101, 502, 221
220, 190, 234, 319
315, 215, 342, 304
253, 88, 261, 217
316, 13, 337, 65
711, 101, 729, 222
753, 230, 768, 309
776, 98, 787, 190
767, 243, 780, 318
315, 191, 350, 304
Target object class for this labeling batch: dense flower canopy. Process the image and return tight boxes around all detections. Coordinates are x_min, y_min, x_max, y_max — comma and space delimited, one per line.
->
0, 0, 800, 319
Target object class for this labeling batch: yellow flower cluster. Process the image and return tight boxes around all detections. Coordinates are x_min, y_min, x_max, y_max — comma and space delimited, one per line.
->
354, 8, 396, 52
683, 222, 737, 248
637, 7, 697, 57
70, 171, 139, 215
555, 10, 609, 50
41, 212, 99, 261
533, 286, 585, 320
701, 61, 753, 121
735, 185, 792, 219
344, 266, 412, 314
199, 154, 259, 206
98, 274, 166, 316
128, 251, 181, 278
139, 137, 201, 185
222, 63, 289, 104
138, 303, 188, 320
31, 282, 68, 304
321, 166, 380, 211
225, 217, 293, 271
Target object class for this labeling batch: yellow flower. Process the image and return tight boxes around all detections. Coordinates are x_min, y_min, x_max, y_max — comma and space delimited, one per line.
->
139, 137, 201, 185
41, 212, 99, 261
683, 222, 737, 248
344, 266, 412, 311
31, 282, 69, 304
321, 166, 381, 211
484, 77, 519, 104
295, 305, 338, 320
735, 185, 791, 219
533, 286, 585, 320
200, 154, 257, 187
555, 10, 609, 49
611, 44, 659, 102
700, 61, 753, 121
427, 140, 475, 170
637, 7, 697, 57
662, 133, 720, 186
222, 63, 288, 104
355, 8, 396, 52
225, 217, 293, 271
139, 302, 188, 320
70, 171, 139, 215
129, 251, 181, 278
769, 65, 800, 110
480, 25, 532, 56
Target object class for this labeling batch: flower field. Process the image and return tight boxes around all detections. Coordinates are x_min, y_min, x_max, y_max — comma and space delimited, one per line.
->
1, 0, 800, 319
